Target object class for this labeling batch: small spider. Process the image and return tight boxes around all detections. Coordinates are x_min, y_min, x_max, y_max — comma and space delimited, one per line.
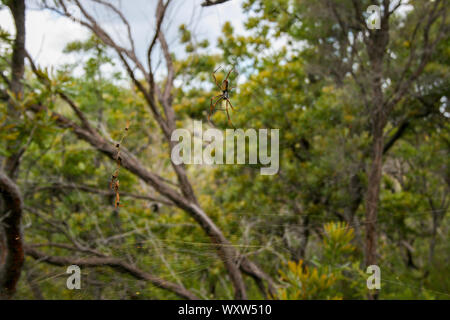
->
208, 65, 238, 127
109, 120, 130, 208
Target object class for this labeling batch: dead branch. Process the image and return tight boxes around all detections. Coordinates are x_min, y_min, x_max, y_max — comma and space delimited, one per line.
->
25, 245, 199, 300
201, 0, 232, 7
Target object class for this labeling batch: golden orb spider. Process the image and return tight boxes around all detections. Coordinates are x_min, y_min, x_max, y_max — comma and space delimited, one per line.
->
208, 65, 237, 127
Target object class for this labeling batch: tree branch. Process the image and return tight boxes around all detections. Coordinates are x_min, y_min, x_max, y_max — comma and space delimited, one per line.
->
0, 170, 24, 299
4, 0, 26, 180
201, 0, 231, 7
25, 245, 199, 300
386, 0, 447, 111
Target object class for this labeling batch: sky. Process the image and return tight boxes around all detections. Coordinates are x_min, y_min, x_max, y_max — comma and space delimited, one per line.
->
0, 0, 246, 69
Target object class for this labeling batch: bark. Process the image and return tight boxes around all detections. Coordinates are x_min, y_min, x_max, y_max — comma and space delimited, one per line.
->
364, 118, 384, 269
4, 0, 26, 180
201, 0, 231, 7
297, 215, 310, 261
364, 3, 390, 299
0, 171, 24, 299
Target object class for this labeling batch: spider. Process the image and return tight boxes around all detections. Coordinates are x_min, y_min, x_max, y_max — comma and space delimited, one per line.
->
109, 120, 130, 208
208, 65, 237, 127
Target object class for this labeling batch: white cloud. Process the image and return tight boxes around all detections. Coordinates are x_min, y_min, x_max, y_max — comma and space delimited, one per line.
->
0, 7, 88, 67
0, 0, 246, 69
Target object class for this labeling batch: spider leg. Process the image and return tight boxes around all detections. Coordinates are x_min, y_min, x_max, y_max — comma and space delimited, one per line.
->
210, 94, 222, 106
212, 66, 223, 90
212, 96, 224, 109
209, 96, 223, 121
224, 66, 234, 82
210, 94, 222, 107
225, 100, 235, 128
227, 98, 236, 110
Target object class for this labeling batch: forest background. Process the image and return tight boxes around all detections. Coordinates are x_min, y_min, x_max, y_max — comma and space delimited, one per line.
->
0, 0, 448, 300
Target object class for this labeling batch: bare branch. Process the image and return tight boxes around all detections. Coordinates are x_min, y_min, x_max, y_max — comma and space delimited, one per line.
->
25, 245, 199, 300
91, 0, 136, 54
386, 0, 447, 111
147, 0, 171, 93
201, 0, 231, 7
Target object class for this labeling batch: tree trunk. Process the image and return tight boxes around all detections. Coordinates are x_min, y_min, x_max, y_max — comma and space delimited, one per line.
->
364, 58, 387, 296
4, 0, 26, 180
364, 9, 390, 297
0, 171, 24, 299
0, 0, 26, 300
365, 121, 384, 269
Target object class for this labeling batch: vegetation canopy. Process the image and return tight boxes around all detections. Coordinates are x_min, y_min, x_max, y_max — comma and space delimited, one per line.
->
0, 0, 448, 300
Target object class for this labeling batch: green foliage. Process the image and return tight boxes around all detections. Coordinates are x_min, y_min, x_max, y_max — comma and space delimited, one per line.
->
277, 260, 341, 300
1, 0, 448, 300
275, 223, 367, 300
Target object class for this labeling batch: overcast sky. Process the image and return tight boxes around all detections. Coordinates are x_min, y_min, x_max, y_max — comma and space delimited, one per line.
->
0, 0, 246, 69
